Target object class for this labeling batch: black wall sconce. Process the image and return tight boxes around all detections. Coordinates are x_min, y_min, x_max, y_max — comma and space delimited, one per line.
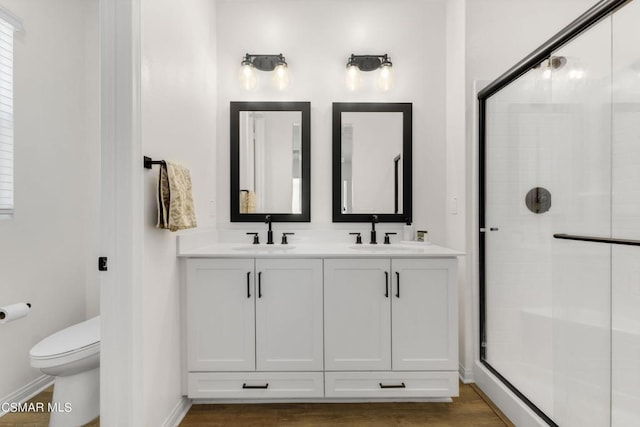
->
345, 54, 394, 91
239, 53, 289, 90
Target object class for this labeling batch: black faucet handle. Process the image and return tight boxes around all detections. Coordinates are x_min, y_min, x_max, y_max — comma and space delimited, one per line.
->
349, 232, 362, 244
246, 232, 260, 244
384, 232, 397, 245
281, 232, 295, 245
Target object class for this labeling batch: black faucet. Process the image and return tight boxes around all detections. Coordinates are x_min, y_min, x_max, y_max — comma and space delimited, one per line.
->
349, 232, 362, 244
370, 215, 379, 244
281, 232, 295, 244
384, 232, 397, 245
265, 215, 274, 244
246, 232, 260, 244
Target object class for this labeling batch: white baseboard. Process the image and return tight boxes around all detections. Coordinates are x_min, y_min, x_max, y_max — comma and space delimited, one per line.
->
162, 396, 192, 427
0, 375, 55, 418
459, 363, 474, 384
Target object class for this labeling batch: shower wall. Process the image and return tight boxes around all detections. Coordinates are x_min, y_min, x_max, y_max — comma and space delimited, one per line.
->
482, 1, 640, 425
611, 2, 640, 425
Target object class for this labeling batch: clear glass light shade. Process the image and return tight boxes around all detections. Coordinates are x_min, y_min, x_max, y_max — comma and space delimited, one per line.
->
377, 64, 394, 91
272, 63, 290, 90
345, 65, 362, 91
238, 63, 257, 90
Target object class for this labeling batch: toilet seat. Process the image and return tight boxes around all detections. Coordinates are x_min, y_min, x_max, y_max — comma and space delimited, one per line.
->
30, 316, 100, 360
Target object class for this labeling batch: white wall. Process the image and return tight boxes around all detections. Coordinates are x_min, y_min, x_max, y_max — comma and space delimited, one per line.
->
215, 0, 448, 243
140, 0, 216, 425
83, 0, 100, 319
445, 0, 470, 380
0, 0, 99, 402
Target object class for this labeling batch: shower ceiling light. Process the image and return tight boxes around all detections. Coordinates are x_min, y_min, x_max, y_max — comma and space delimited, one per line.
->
238, 53, 289, 90
345, 54, 394, 91
535, 55, 567, 80
549, 56, 567, 70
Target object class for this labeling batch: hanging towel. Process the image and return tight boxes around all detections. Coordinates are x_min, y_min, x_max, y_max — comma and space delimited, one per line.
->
157, 161, 197, 232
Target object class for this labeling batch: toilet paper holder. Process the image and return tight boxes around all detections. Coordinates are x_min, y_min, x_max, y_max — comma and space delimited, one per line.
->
0, 302, 31, 321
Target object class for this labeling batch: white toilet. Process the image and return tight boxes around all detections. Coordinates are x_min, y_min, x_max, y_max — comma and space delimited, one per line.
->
30, 316, 100, 427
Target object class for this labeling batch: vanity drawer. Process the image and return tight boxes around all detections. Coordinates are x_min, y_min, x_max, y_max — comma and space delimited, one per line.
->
324, 371, 458, 398
188, 372, 324, 399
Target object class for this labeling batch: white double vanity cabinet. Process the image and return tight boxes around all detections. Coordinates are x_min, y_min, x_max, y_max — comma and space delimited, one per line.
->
182, 244, 461, 402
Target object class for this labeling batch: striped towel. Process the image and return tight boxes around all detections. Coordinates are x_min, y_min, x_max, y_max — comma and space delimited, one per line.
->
157, 161, 197, 231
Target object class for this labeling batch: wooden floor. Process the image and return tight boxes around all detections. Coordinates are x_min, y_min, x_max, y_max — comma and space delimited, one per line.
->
0, 387, 99, 427
180, 383, 514, 427
0, 383, 512, 426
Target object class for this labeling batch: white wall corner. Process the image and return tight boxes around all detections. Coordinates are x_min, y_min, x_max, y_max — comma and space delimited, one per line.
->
99, 0, 144, 425
162, 396, 192, 427
0, 375, 54, 418
458, 362, 474, 384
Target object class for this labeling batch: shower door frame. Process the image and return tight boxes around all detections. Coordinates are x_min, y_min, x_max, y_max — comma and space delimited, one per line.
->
477, 0, 630, 425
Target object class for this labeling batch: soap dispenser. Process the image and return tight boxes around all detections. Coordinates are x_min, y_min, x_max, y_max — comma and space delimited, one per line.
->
403, 220, 415, 241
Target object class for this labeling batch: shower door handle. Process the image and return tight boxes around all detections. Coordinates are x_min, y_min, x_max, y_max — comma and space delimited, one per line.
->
554, 233, 640, 247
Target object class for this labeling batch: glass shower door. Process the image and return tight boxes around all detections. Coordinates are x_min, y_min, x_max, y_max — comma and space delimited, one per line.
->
547, 17, 612, 427
483, 16, 613, 427
484, 65, 557, 421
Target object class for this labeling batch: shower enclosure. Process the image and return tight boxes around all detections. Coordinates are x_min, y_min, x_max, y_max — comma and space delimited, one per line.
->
479, 0, 640, 425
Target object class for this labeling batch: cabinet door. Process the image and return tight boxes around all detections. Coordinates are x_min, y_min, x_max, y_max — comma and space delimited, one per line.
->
324, 258, 391, 371
255, 259, 323, 371
391, 258, 458, 371
186, 259, 255, 371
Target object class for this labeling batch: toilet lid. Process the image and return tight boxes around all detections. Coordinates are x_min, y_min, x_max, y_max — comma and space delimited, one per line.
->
30, 316, 100, 359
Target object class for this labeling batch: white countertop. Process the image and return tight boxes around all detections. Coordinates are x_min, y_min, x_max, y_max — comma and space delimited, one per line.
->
178, 241, 464, 258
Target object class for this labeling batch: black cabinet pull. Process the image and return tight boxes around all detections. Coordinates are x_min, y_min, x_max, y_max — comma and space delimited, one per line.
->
384, 272, 389, 298
379, 382, 406, 389
247, 272, 251, 298
258, 272, 262, 298
242, 383, 269, 389
395, 272, 400, 298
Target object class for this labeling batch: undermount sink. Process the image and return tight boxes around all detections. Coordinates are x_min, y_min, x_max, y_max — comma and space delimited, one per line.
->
349, 245, 421, 252
232, 245, 296, 252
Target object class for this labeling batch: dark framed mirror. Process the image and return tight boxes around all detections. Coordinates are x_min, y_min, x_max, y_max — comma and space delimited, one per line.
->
231, 101, 311, 222
332, 102, 412, 223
